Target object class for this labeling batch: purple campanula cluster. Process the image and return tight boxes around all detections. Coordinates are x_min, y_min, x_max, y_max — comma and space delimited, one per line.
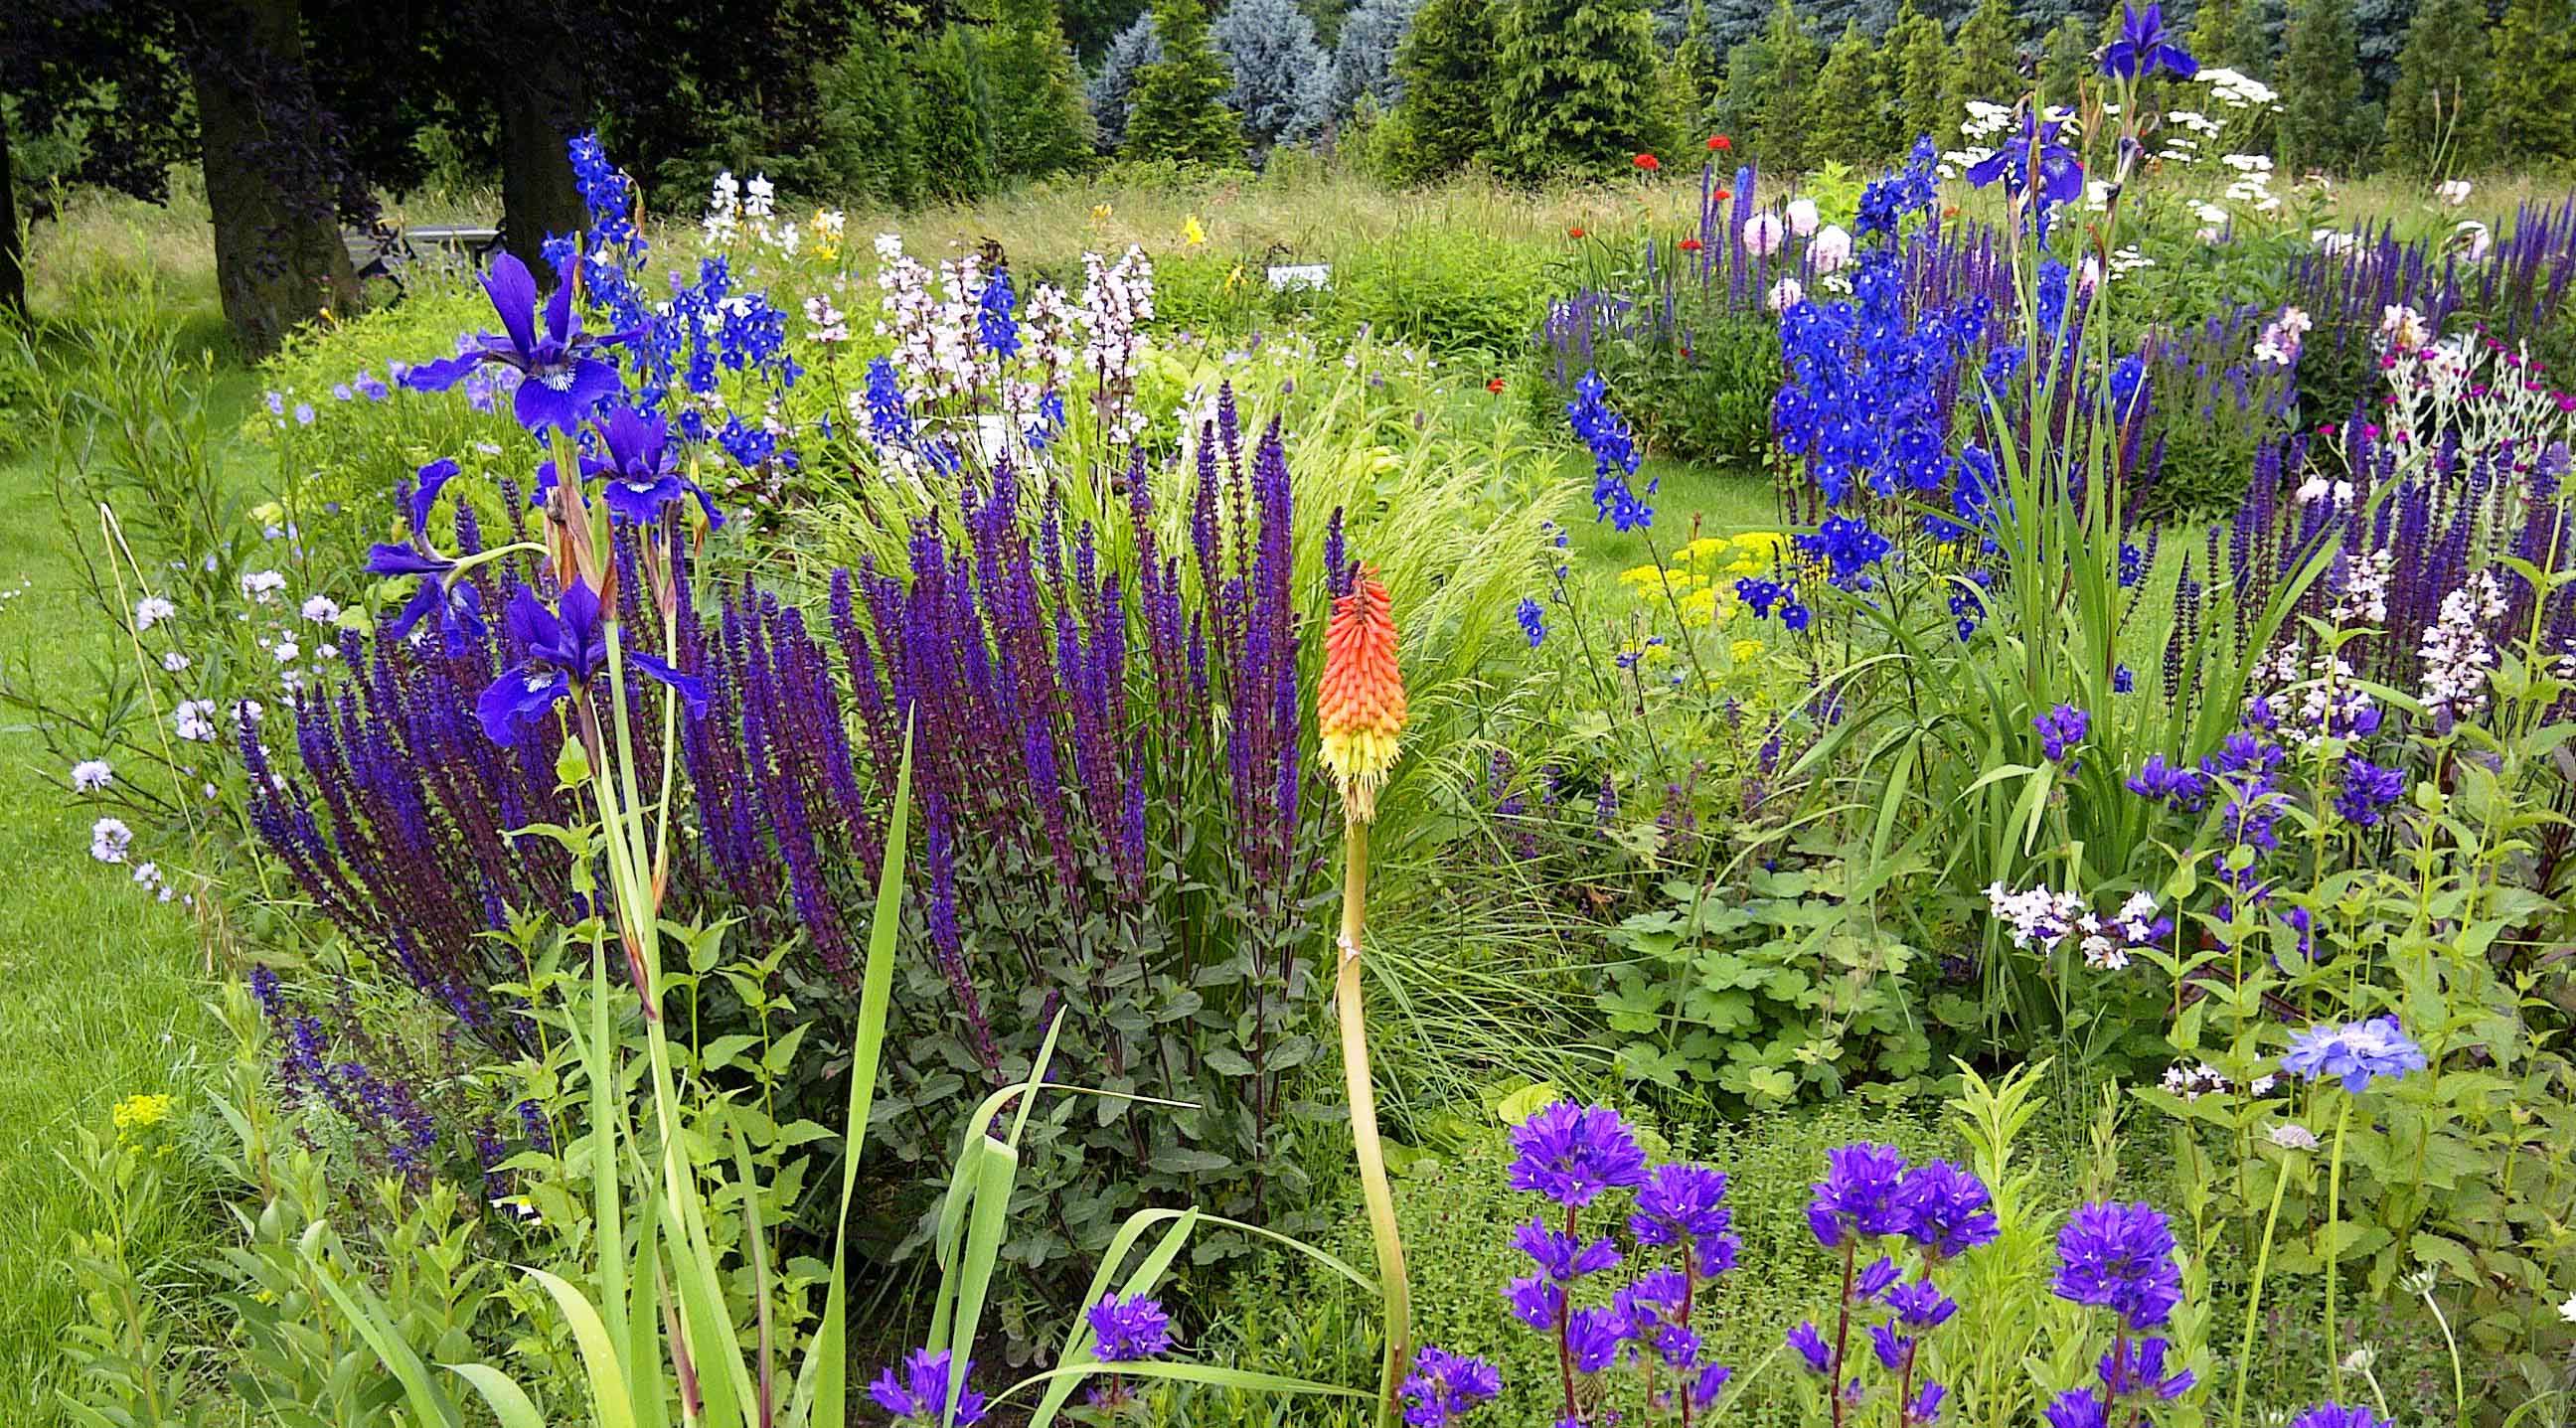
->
2045, 1200, 2194, 1428
1084, 1293, 1173, 1361
1788, 1146, 1995, 1424
867, 1349, 989, 1425
1399, 1346, 1502, 1427
2033, 705, 2089, 770
1503, 1101, 1735, 1425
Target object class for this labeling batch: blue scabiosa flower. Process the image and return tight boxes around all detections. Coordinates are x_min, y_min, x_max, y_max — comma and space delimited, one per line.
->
2102, 1, 2198, 79
2125, 754, 2209, 811
1086, 1293, 1174, 1361
868, 1349, 989, 1425
2052, 1200, 2183, 1330
2280, 1017, 2427, 1092
400, 252, 628, 434
1399, 1346, 1502, 1427
1517, 596, 1547, 647
1507, 1102, 1648, 1207
1807, 1143, 1913, 1248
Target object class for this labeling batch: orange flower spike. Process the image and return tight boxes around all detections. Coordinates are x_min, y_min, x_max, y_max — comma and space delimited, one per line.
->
1318, 570, 1406, 824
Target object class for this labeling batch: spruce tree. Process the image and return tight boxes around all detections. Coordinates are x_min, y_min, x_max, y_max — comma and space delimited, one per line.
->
2276, 0, 2363, 171
2377, 0, 2485, 172
1492, 0, 1669, 176
1215, 0, 1333, 158
990, 0, 1097, 178
1889, 1, 1952, 144
1328, 0, 1425, 117
2230, 0, 2278, 73
2485, 0, 2576, 166
1947, 0, 2026, 114
1809, 20, 1890, 162
1386, 0, 1500, 176
1124, 0, 1245, 163
1089, 15, 1164, 150
1678, 0, 1725, 117
911, 29, 1000, 201
1748, 0, 1821, 168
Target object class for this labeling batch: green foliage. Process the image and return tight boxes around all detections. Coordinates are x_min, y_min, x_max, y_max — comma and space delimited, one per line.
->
1491, 0, 1672, 178
2378, 0, 2487, 175
1889, 3, 1952, 150
1385, 0, 1501, 179
1947, 0, 2025, 114
813, 21, 926, 208
1749, 0, 1821, 172
2277, 0, 2368, 172
2039, 15, 2091, 113
1595, 862, 1939, 1104
988, 0, 1098, 181
1124, 0, 1247, 166
2484, 0, 2576, 168
912, 28, 1003, 202
1807, 20, 1891, 167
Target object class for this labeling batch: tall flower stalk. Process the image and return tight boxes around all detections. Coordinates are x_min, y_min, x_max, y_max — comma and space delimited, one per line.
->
1318, 567, 1410, 1426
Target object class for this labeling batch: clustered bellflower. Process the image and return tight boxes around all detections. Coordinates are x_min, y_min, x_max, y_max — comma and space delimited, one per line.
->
1085, 1292, 1174, 1361
1503, 1101, 1734, 1426
2046, 1200, 2193, 1428
1788, 1146, 1997, 1425
868, 1349, 989, 1425
1399, 1346, 1502, 1427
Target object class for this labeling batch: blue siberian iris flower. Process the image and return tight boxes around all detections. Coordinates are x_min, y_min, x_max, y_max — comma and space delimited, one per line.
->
402, 252, 630, 434
1965, 110, 2085, 214
594, 405, 723, 527
367, 541, 483, 650
2102, 2, 2198, 80
477, 581, 705, 746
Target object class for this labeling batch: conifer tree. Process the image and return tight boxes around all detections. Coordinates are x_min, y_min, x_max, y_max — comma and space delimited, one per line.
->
1746, 0, 1821, 167
1809, 20, 1890, 162
912, 29, 1000, 201
2276, 0, 2363, 171
1215, 0, 1333, 158
1947, 0, 2026, 114
1386, 0, 1500, 175
1889, 1, 1952, 144
816, 21, 924, 207
2485, 0, 2576, 165
2038, 13, 2087, 109
2228, 0, 2277, 74
1089, 14, 1164, 151
1124, 0, 1244, 163
990, 0, 1097, 177
1328, 0, 1425, 118
2187, 0, 2243, 63
1678, 0, 1725, 116
1492, 0, 1669, 176
2377, 0, 2485, 173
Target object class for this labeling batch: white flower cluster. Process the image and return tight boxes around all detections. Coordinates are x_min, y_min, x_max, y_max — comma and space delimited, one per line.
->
1986, 885, 2164, 969
2437, 178, 2474, 207
2328, 547, 2393, 626
2162, 1061, 2282, 1101
2253, 304, 2310, 367
2379, 334, 2575, 483
1079, 244, 1157, 445
804, 293, 850, 345
2222, 153, 2280, 212
2377, 303, 2431, 354
2420, 570, 2505, 717
705, 171, 799, 253
2198, 67, 2279, 108
2251, 640, 2377, 751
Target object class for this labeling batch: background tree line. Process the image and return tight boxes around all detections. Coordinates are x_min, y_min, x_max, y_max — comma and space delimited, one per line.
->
6, 0, 2573, 356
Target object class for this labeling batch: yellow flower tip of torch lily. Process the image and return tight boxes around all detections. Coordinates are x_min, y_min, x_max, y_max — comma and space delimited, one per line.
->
1182, 215, 1208, 246
1318, 569, 1405, 824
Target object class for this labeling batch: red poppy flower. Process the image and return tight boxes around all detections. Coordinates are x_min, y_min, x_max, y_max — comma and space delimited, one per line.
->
1712, 189, 1733, 203
1487, 377, 1507, 394
1567, 226, 1586, 239
1679, 238, 1704, 251
1633, 153, 1661, 172
1941, 205, 1960, 220
1707, 135, 1731, 151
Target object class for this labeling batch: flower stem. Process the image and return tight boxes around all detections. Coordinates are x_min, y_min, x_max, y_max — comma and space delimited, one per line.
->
2230, 1145, 2296, 1428
1829, 1240, 1856, 1428
1335, 818, 1409, 1428
2325, 1096, 2352, 1399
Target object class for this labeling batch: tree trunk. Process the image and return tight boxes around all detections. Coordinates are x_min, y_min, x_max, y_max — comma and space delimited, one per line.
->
185, 0, 359, 359
496, 53, 589, 281
0, 97, 24, 320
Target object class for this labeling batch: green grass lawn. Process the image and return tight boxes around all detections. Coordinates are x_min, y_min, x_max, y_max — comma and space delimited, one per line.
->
0, 310, 253, 1419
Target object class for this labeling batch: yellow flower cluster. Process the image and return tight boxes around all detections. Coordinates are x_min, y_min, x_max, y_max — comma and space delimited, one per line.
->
112, 1093, 173, 1139
1615, 532, 1791, 626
